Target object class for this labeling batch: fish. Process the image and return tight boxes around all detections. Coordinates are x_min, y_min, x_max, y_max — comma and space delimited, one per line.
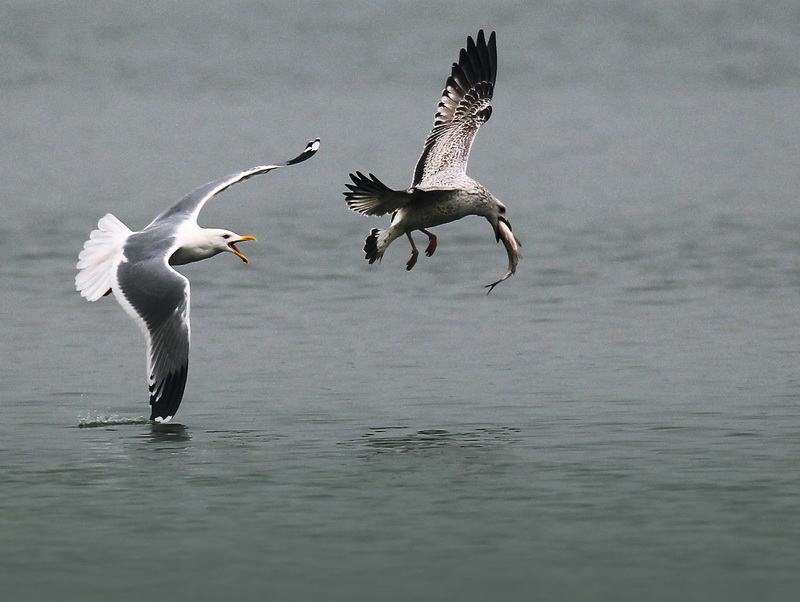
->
486, 218, 521, 294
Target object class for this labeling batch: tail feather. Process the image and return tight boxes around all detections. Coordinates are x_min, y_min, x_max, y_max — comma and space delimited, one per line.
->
76, 213, 132, 301
364, 228, 382, 264
363, 227, 402, 265
344, 172, 412, 216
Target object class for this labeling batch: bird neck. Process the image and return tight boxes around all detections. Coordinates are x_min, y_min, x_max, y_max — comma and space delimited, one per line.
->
168, 226, 222, 266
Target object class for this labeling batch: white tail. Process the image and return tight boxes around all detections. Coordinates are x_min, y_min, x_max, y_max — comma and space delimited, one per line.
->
76, 213, 132, 301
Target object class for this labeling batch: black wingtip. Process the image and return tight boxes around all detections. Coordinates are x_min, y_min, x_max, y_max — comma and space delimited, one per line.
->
149, 364, 188, 422
285, 138, 321, 166
472, 29, 495, 48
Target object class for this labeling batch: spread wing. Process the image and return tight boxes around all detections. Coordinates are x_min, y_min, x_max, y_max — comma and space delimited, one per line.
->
114, 253, 190, 422
149, 138, 321, 227
412, 30, 496, 189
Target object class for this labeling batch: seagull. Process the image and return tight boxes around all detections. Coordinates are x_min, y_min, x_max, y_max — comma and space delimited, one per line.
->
344, 30, 520, 292
76, 138, 320, 423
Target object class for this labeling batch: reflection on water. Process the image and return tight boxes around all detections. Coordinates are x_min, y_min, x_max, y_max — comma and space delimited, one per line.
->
3, 1, 800, 600
140, 422, 191, 443
205, 429, 284, 446
355, 425, 522, 452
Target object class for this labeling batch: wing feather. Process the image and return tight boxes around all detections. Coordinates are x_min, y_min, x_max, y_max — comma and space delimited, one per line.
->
150, 138, 320, 226
114, 255, 190, 422
413, 31, 496, 188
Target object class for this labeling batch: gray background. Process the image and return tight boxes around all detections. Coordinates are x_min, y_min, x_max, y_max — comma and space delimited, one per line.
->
2, 1, 799, 600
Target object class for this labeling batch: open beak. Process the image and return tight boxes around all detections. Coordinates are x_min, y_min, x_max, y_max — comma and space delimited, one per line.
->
493, 215, 511, 242
228, 235, 257, 263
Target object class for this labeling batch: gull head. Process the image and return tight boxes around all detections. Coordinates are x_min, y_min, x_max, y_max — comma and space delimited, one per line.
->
171, 227, 257, 266
217, 230, 257, 263
483, 195, 510, 243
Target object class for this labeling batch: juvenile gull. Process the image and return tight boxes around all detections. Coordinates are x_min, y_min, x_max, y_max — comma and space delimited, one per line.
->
76, 138, 320, 422
344, 30, 520, 292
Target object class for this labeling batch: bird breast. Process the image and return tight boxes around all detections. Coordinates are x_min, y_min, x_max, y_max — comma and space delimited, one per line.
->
401, 189, 489, 229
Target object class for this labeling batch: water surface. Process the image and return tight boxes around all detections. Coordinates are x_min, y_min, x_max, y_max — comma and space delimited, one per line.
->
2, 1, 800, 600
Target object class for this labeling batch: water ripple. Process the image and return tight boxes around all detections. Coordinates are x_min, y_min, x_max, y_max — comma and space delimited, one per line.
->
349, 425, 522, 453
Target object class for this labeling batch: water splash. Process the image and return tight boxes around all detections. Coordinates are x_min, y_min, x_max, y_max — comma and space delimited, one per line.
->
77, 411, 148, 428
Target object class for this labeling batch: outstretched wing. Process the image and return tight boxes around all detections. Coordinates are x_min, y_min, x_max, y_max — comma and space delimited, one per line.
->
344, 171, 415, 216
114, 254, 190, 422
412, 30, 496, 188
150, 138, 321, 226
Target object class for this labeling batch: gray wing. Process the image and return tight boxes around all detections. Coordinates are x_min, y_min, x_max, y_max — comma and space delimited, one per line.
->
412, 30, 496, 188
114, 255, 190, 422
149, 138, 321, 226
344, 171, 416, 216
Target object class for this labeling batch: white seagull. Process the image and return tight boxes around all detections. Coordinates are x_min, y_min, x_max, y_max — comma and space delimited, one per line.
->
76, 138, 320, 422
344, 30, 520, 292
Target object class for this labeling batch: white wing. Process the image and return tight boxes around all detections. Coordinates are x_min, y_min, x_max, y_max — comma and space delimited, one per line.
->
114, 251, 190, 423
149, 138, 321, 227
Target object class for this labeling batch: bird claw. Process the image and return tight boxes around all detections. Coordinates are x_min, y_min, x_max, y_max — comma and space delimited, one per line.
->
424, 239, 437, 257
421, 229, 437, 257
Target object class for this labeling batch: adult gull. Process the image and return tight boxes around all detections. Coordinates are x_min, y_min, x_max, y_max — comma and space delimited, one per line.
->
76, 138, 320, 422
344, 30, 520, 292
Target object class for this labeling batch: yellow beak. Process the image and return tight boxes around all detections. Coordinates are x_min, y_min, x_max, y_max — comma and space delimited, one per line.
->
228, 235, 257, 263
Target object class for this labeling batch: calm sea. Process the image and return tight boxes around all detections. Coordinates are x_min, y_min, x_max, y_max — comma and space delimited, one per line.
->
2, 1, 799, 600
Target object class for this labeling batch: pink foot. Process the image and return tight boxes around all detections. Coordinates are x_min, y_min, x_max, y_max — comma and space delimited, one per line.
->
406, 250, 419, 271
425, 237, 437, 257
421, 229, 437, 257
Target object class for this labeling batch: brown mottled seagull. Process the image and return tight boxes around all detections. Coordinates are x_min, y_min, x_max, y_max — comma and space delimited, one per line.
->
344, 30, 520, 292
76, 138, 320, 423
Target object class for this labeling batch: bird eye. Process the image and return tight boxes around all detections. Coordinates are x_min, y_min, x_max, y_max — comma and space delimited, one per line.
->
222, 233, 231, 239
499, 206, 506, 213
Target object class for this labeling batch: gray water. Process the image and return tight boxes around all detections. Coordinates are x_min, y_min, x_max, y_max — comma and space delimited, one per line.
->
2, 1, 800, 600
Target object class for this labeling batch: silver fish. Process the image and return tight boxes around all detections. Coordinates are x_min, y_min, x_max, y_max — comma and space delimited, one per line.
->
486, 218, 521, 294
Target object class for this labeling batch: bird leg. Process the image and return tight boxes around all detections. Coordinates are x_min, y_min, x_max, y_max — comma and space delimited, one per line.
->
420, 228, 437, 257
405, 232, 419, 270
